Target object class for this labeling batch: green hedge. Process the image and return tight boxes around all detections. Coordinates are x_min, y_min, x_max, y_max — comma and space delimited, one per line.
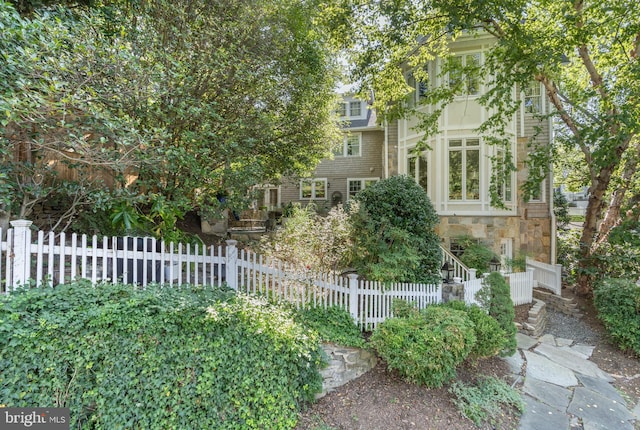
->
443, 301, 506, 360
477, 273, 517, 357
294, 305, 365, 348
370, 306, 476, 387
0, 282, 323, 429
593, 278, 640, 356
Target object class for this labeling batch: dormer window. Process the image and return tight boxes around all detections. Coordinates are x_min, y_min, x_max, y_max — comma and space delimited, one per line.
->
349, 101, 361, 117
337, 99, 366, 119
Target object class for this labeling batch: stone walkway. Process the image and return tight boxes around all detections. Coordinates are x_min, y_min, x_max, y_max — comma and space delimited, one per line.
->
503, 333, 639, 430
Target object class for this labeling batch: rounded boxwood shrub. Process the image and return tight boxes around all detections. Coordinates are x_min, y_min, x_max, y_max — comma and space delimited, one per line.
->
593, 278, 640, 356
0, 282, 323, 429
370, 305, 476, 387
444, 300, 506, 360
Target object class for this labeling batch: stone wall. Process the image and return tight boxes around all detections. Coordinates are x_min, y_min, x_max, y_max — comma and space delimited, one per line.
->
516, 298, 547, 337
533, 288, 582, 318
441, 282, 465, 303
318, 343, 377, 398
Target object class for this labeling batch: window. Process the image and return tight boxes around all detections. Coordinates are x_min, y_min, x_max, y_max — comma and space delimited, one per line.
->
529, 179, 544, 202
348, 178, 378, 199
337, 100, 365, 119
300, 179, 327, 199
500, 238, 513, 268
495, 148, 513, 202
448, 139, 480, 201
524, 82, 542, 113
408, 154, 428, 192
448, 53, 481, 96
334, 133, 361, 157
349, 101, 362, 117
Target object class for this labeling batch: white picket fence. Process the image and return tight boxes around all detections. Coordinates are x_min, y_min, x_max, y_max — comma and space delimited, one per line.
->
464, 269, 536, 306
0, 220, 445, 330
1, 220, 554, 329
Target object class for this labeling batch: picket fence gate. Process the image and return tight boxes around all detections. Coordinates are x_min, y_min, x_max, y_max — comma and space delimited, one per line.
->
1, 220, 556, 329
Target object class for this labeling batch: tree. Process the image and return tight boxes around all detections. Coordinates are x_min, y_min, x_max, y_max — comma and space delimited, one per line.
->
350, 175, 442, 283
326, 0, 640, 296
1, 0, 342, 233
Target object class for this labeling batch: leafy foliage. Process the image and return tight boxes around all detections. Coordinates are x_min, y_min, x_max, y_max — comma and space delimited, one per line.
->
327, 0, 640, 295
370, 306, 476, 387
443, 301, 506, 360
0, 282, 324, 429
553, 189, 571, 230
258, 203, 354, 273
476, 273, 517, 357
294, 305, 365, 348
593, 278, 640, 356
449, 376, 524, 427
454, 236, 496, 274
350, 176, 441, 283
1, 0, 341, 232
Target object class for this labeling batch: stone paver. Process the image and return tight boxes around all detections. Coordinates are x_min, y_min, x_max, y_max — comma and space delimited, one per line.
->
522, 350, 579, 387
511, 334, 638, 430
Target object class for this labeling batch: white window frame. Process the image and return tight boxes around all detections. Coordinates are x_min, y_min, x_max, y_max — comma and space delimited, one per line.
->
347, 178, 379, 200
300, 178, 328, 200
334, 133, 362, 157
408, 152, 428, 193
524, 81, 543, 114
495, 147, 514, 203
447, 138, 481, 201
338, 98, 367, 120
529, 178, 546, 202
448, 52, 482, 96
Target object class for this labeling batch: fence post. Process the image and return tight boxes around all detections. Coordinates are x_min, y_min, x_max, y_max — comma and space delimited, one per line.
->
554, 264, 562, 295
469, 268, 477, 280
347, 274, 359, 322
225, 239, 238, 291
10, 220, 33, 289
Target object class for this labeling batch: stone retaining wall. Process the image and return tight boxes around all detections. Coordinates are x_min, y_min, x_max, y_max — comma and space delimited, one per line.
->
318, 343, 377, 398
533, 288, 582, 318
516, 298, 547, 337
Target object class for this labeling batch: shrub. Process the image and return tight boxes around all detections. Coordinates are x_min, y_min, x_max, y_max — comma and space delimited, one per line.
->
294, 305, 365, 348
370, 306, 476, 387
444, 300, 506, 360
477, 272, 517, 357
350, 175, 441, 283
258, 203, 354, 273
454, 236, 495, 273
0, 282, 323, 429
593, 278, 640, 356
449, 376, 524, 427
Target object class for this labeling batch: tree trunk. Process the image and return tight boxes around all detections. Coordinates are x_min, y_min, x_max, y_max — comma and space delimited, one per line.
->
574, 167, 617, 297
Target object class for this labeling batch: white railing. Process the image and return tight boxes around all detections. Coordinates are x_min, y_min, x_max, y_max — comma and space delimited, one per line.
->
440, 246, 477, 281
526, 257, 562, 295
463, 278, 484, 306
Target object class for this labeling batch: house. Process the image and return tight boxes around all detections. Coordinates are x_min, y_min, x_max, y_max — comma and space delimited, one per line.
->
268, 33, 555, 264
276, 93, 386, 214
